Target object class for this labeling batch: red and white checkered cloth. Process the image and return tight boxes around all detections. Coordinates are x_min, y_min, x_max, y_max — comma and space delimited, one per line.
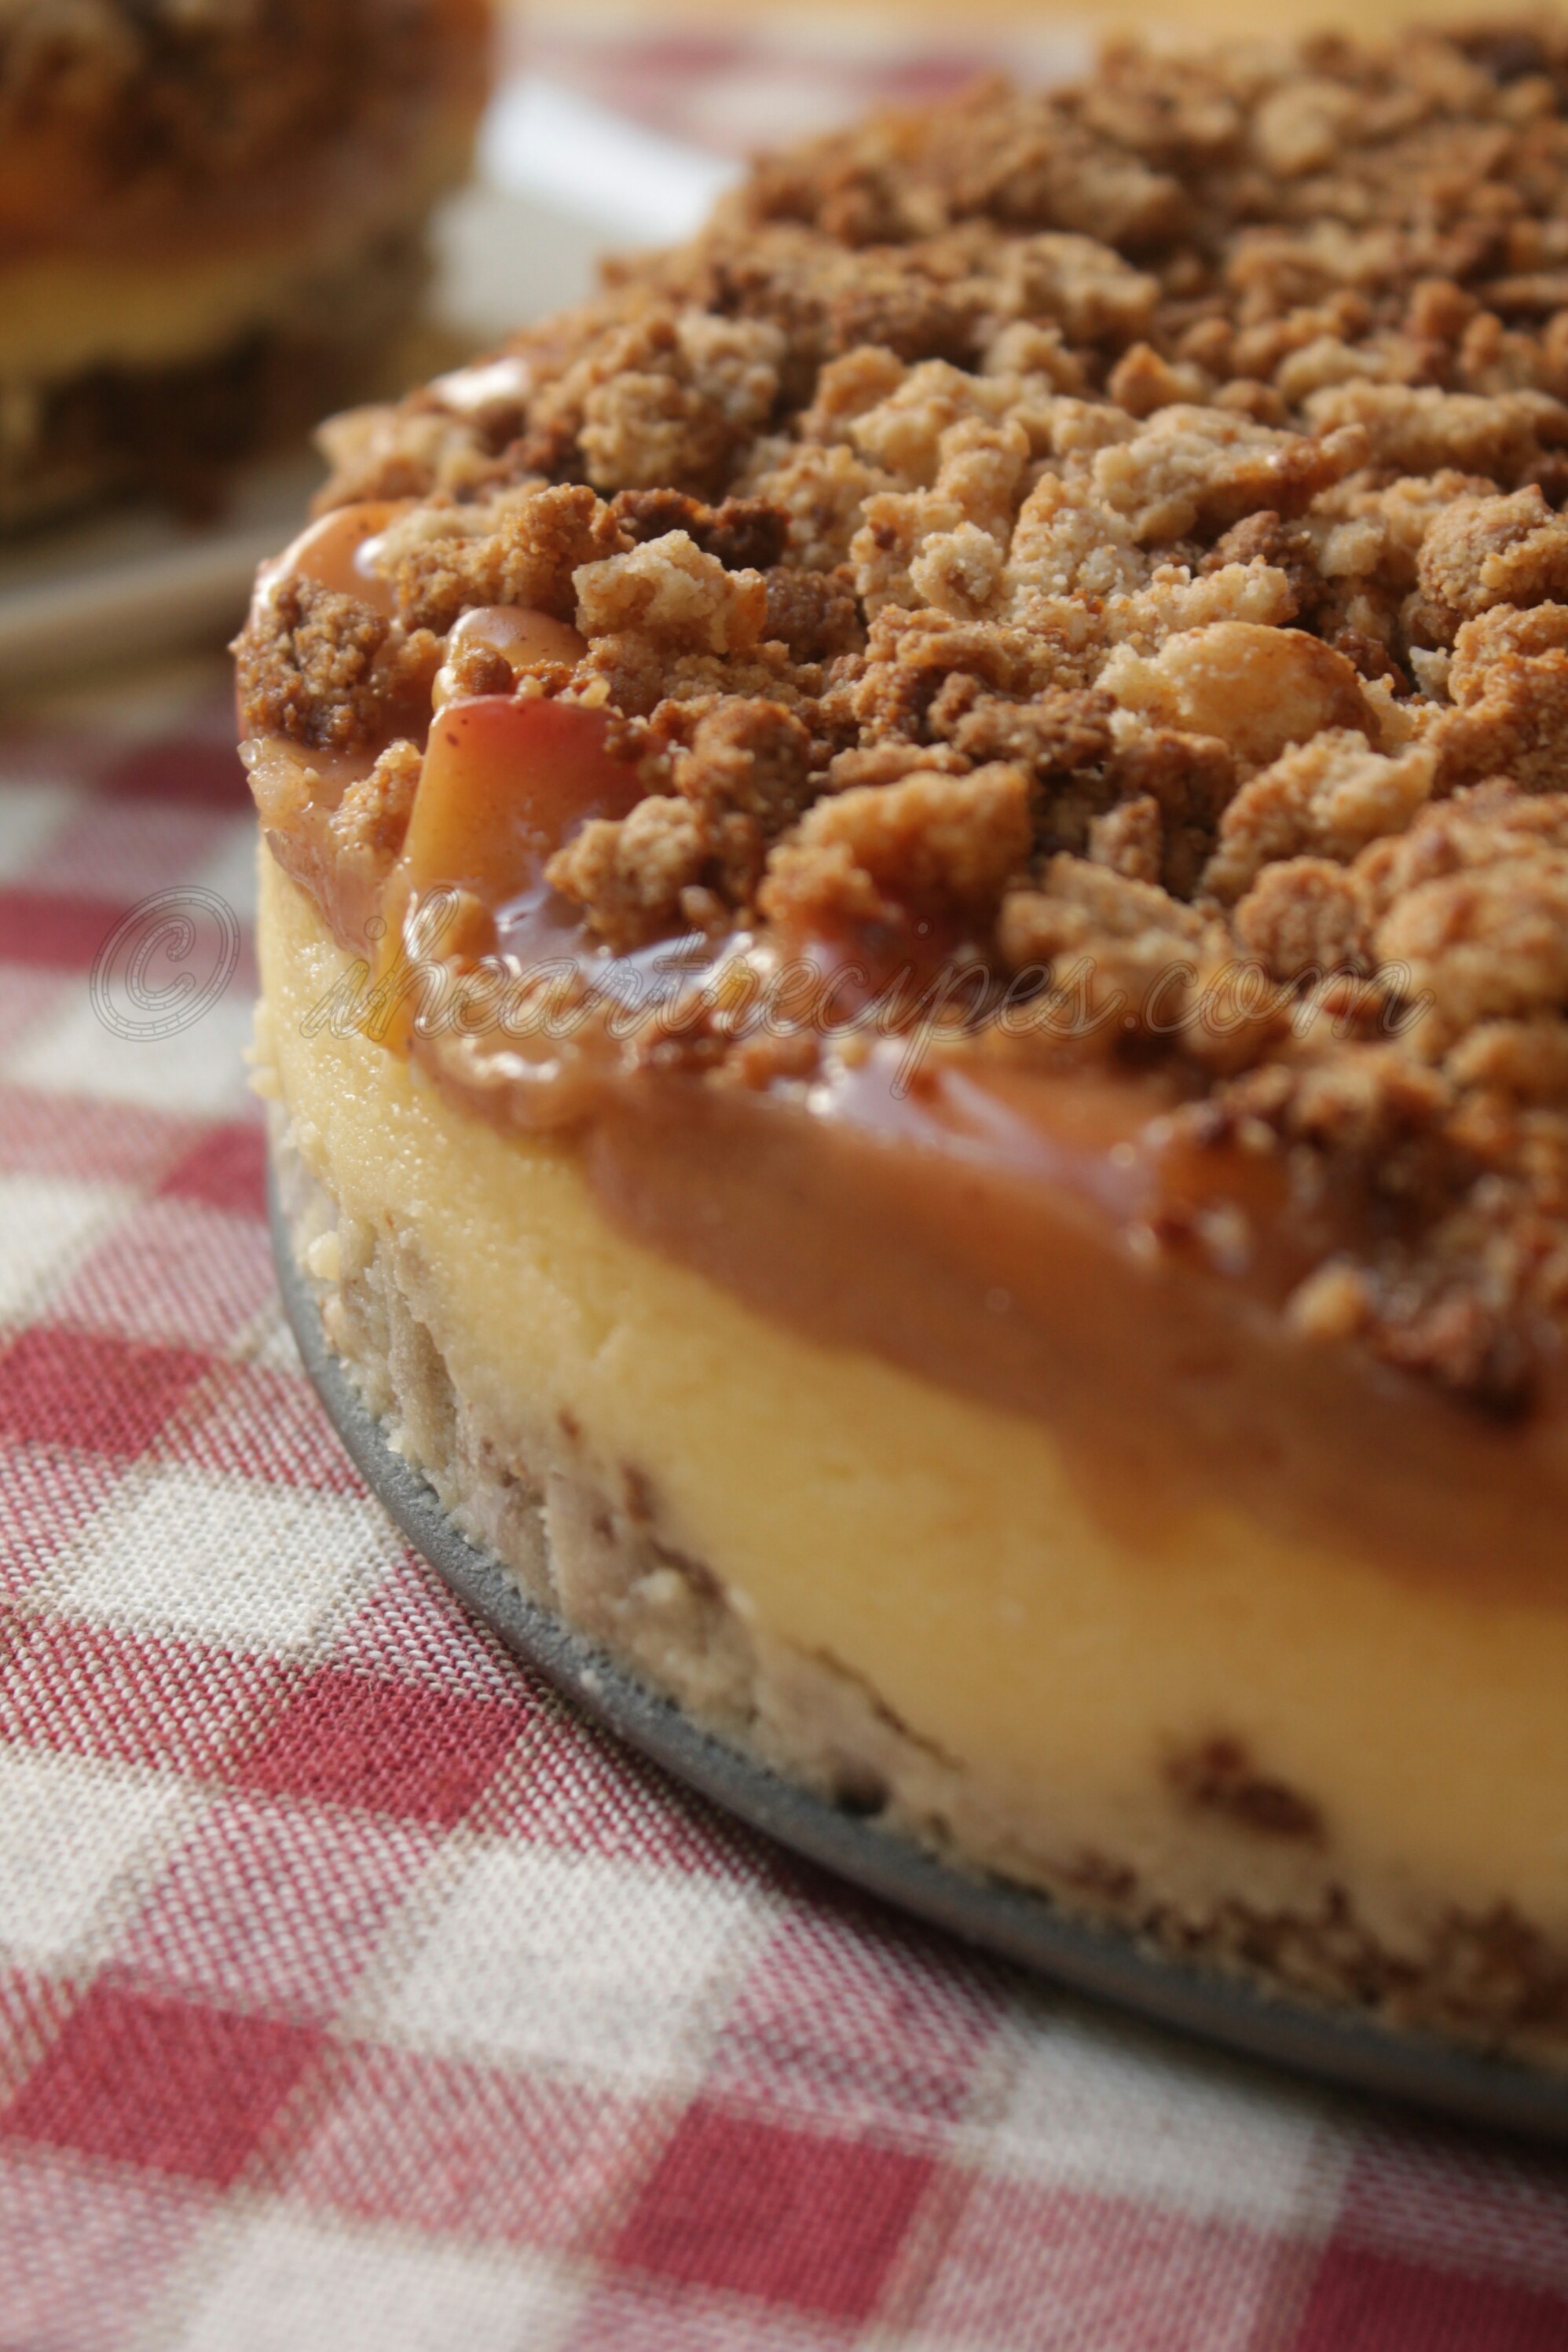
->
4, 661, 1568, 2351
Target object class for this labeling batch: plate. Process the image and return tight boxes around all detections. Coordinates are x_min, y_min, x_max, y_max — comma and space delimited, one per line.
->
269, 1160, 1568, 2141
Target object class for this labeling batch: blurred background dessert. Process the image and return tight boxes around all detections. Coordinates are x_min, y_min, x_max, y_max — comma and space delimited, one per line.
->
0, 0, 493, 533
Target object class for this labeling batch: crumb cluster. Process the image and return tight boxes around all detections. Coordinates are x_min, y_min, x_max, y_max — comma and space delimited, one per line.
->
237, 24, 1568, 1409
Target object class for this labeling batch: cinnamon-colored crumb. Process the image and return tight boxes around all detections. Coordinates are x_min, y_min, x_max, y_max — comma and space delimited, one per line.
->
760, 763, 1032, 933
1233, 855, 1368, 983
327, 740, 423, 899
385, 485, 627, 636
547, 796, 716, 953
1203, 731, 1437, 902
234, 578, 440, 752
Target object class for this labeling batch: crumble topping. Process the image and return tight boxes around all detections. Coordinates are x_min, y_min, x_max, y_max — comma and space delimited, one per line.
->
239, 22, 1568, 1411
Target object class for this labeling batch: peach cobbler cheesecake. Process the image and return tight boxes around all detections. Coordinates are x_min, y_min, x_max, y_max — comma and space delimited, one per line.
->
247, 25, 1568, 2059
0, 0, 490, 529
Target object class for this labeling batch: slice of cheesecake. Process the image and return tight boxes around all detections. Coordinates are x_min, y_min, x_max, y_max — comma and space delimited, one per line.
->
245, 23, 1568, 2059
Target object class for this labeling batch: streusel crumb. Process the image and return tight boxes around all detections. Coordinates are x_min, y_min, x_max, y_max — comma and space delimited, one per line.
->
249, 23, 1568, 1408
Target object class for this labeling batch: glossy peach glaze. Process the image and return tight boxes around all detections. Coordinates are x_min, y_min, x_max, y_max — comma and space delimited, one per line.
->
372, 696, 643, 1045
434, 607, 588, 703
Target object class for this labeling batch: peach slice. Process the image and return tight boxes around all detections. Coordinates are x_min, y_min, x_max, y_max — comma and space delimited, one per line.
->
398, 695, 643, 910
369, 697, 643, 1049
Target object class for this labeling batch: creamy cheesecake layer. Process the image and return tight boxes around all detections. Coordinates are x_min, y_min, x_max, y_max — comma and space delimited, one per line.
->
259, 850, 1568, 2030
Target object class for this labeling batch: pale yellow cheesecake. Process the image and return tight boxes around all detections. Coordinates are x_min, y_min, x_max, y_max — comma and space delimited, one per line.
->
0, 0, 491, 529
245, 24, 1568, 2058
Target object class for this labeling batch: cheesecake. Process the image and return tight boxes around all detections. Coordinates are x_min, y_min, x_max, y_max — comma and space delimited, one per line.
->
0, 0, 491, 530
244, 24, 1568, 2060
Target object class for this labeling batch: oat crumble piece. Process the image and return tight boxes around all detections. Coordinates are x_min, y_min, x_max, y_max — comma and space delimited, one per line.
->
328, 740, 423, 896
235, 579, 441, 753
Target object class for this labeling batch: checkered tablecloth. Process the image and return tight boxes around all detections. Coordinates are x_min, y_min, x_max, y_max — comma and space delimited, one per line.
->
2, 673, 1568, 2352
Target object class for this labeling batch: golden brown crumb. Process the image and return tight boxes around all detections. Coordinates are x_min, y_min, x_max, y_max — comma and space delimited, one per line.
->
668, 699, 818, 838
1433, 637, 1568, 793
327, 740, 423, 896
1364, 785, 1568, 1035
761, 566, 864, 661
1446, 1017, 1568, 1102
1087, 794, 1163, 885
386, 486, 628, 634
1417, 487, 1568, 632
1203, 731, 1436, 903
1107, 727, 1235, 897
574, 531, 768, 654
548, 797, 716, 951
1102, 625, 1379, 776
1233, 855, 1368, 982
233, 578, 440, 753
761, 764, 1032, 932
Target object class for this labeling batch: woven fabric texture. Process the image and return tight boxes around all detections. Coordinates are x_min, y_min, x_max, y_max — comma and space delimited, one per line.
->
3, 668, 1568, 2352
